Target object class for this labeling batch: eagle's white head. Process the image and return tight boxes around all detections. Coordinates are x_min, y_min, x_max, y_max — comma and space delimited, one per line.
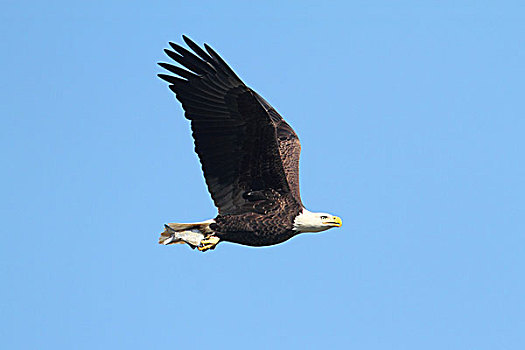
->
293, 209, 342, 233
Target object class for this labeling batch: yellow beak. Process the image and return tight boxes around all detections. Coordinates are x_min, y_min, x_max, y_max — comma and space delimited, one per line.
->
324, 216, 342, 227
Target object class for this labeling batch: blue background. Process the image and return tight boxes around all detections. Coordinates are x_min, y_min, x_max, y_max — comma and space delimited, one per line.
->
2, 1, 524, 349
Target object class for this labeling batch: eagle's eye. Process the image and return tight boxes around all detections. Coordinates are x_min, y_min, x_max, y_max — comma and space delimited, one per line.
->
320, 215, 328, 220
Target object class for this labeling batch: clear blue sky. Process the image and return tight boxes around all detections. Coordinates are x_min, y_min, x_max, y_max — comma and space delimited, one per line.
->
2, 1, 524, 349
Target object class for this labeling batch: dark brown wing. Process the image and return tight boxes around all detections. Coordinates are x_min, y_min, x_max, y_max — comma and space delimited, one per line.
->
158, 36, 302, 214
252, 92, 303, 207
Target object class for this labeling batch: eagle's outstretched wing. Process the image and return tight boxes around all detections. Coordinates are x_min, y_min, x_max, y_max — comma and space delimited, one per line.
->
158, 35, 302, 214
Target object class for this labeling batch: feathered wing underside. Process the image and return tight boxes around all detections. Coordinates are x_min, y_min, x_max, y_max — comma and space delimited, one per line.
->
158, 36, 303, 214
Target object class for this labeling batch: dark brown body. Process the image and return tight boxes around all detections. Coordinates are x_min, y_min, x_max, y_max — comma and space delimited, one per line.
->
212, 204, 302, 246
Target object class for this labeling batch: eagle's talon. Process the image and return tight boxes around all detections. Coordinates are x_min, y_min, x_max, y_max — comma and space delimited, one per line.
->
198, 236, 220, 252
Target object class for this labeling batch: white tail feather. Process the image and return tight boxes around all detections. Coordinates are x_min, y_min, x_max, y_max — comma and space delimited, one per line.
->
159, 220, 215, 248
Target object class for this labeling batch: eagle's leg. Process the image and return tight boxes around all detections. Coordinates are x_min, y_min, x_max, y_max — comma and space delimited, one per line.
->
198, 236, 220, 252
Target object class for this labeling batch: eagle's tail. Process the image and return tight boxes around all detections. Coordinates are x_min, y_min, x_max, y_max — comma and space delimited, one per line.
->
158, 220, 215, 248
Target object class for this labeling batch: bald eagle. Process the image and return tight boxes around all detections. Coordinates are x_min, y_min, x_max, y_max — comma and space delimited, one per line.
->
158, 35, 342, 251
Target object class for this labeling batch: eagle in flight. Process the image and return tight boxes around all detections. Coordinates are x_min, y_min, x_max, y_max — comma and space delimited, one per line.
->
158, 35, 342, 251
